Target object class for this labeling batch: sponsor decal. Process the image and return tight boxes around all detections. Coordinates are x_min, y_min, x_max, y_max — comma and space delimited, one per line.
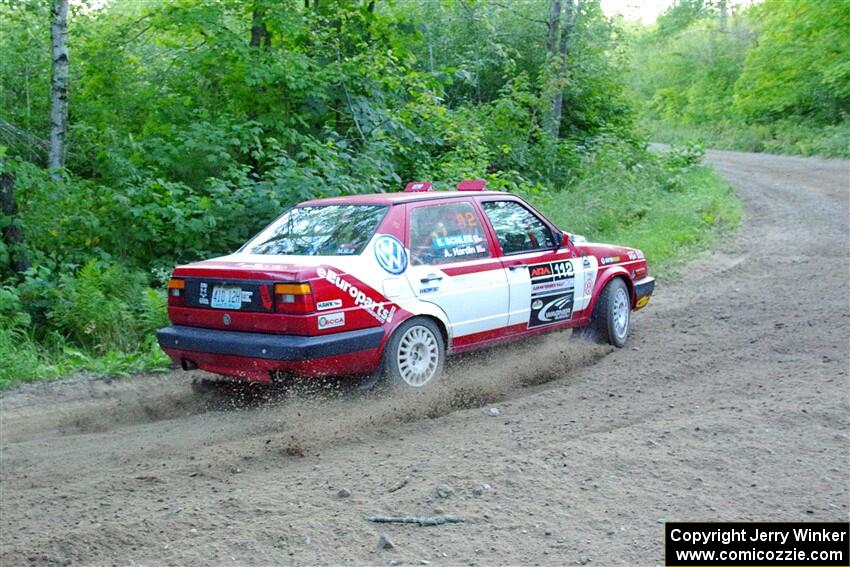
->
600, 255, 621, 265
374, 234, 408, 275
316, 299, 343, 311
528, 260, 576, 327
259, 284, 273, 310
199, 282, 209, 305
317, 311, 345, 330
531, 279, 571, 295
419, 286, 439, 294
627, 251, 638, 261
336, 244, 357, 255
240, 290, 254, 303
582, 255, 591, 268
529, 292, 574, 328
316, 267, 397, 325
529, 260, 575, 296
584, 274, 595, 296
635, 296, 650, 309
529, 260, 574, 281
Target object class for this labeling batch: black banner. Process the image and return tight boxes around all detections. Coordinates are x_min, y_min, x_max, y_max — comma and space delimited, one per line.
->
665, 522, 849, 566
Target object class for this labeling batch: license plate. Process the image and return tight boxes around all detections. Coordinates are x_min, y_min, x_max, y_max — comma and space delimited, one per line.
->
211, 286, 243, 309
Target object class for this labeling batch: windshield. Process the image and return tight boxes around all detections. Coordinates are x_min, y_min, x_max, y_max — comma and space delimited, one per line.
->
242, 205, 388, 256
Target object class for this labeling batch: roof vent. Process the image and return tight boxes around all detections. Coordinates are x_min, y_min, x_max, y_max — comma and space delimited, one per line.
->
457, 179, 486, 191
404, 181, 433, 192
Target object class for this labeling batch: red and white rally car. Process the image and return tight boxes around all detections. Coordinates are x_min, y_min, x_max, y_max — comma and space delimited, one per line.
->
157, 180, 655, 389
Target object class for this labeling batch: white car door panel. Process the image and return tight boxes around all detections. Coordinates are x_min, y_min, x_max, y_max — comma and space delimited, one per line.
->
405, 258, 509, 337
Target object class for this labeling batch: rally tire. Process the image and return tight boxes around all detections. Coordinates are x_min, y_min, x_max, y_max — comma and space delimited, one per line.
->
382, 317, 445, 390
580, 277, 631, 347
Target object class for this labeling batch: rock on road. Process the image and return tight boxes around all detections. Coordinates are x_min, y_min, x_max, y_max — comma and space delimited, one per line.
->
1, 149, 848, 566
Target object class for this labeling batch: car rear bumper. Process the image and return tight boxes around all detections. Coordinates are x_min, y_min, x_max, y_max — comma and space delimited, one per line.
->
634, 276, 655, 309
156, 325, 385, 381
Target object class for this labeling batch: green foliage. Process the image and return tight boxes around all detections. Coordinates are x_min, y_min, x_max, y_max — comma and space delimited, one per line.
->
49, 260, 166, 353
733, 0, 850, 122
628, 0, 850, 157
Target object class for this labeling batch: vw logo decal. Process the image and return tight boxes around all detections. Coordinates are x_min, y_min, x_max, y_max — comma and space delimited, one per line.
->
374, 235, 408, 275
222, 313, 232, 326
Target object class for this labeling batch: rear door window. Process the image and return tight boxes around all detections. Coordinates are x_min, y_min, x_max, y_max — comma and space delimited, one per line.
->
408, 201, 491, 266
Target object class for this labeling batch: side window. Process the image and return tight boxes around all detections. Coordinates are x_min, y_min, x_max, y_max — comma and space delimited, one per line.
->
481, 200, 555, 254
409, 202, 491, 266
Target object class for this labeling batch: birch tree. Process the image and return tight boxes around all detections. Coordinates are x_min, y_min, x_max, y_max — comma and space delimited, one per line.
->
48, 0, 68, 179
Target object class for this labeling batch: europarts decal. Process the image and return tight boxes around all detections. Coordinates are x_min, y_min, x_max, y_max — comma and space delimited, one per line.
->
316, 267, 397, 324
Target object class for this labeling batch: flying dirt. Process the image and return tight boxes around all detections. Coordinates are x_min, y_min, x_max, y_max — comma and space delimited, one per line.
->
1, 149, 848, 565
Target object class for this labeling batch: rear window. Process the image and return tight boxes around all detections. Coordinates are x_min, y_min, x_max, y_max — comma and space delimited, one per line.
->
242, 205, 388, 256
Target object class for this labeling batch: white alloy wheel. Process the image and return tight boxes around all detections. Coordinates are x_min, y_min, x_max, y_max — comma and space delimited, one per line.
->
611, 285, 630, 342
383, 317, 446, 390
396, 325, 440, 387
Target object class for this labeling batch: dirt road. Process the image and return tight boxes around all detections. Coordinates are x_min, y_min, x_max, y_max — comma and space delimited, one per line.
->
1, 150, 848, 566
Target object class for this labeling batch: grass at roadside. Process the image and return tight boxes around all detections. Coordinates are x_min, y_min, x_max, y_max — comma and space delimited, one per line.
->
0, 144, 741, 390
0, 330, 169, 390
643, 118, 850, 158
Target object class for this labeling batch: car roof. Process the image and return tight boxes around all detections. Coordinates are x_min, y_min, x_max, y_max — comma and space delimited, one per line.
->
300, 190, 512, 206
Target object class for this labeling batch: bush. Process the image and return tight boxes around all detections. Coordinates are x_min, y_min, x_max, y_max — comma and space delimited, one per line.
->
48, 260, 167, 353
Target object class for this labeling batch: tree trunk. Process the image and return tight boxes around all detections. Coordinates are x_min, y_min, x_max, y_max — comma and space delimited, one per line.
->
250, 4, 271, 49
545, 0, 562, 137
0, 166, 31, 275
550, 0, 575, 138
48, 0, 69, 180
547, 0, 561, 55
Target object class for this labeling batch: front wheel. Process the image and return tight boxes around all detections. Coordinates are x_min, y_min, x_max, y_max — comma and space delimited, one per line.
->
576, 278, 631, 347
382, 317, 446, 390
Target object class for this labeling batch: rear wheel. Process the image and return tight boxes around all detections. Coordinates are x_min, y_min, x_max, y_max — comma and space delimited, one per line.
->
576, 278, 631, 347
382, 317, 445, 390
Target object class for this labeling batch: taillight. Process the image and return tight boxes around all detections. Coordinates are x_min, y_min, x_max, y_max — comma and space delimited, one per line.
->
274, 283, 314, 313
167, 278, 185, 306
